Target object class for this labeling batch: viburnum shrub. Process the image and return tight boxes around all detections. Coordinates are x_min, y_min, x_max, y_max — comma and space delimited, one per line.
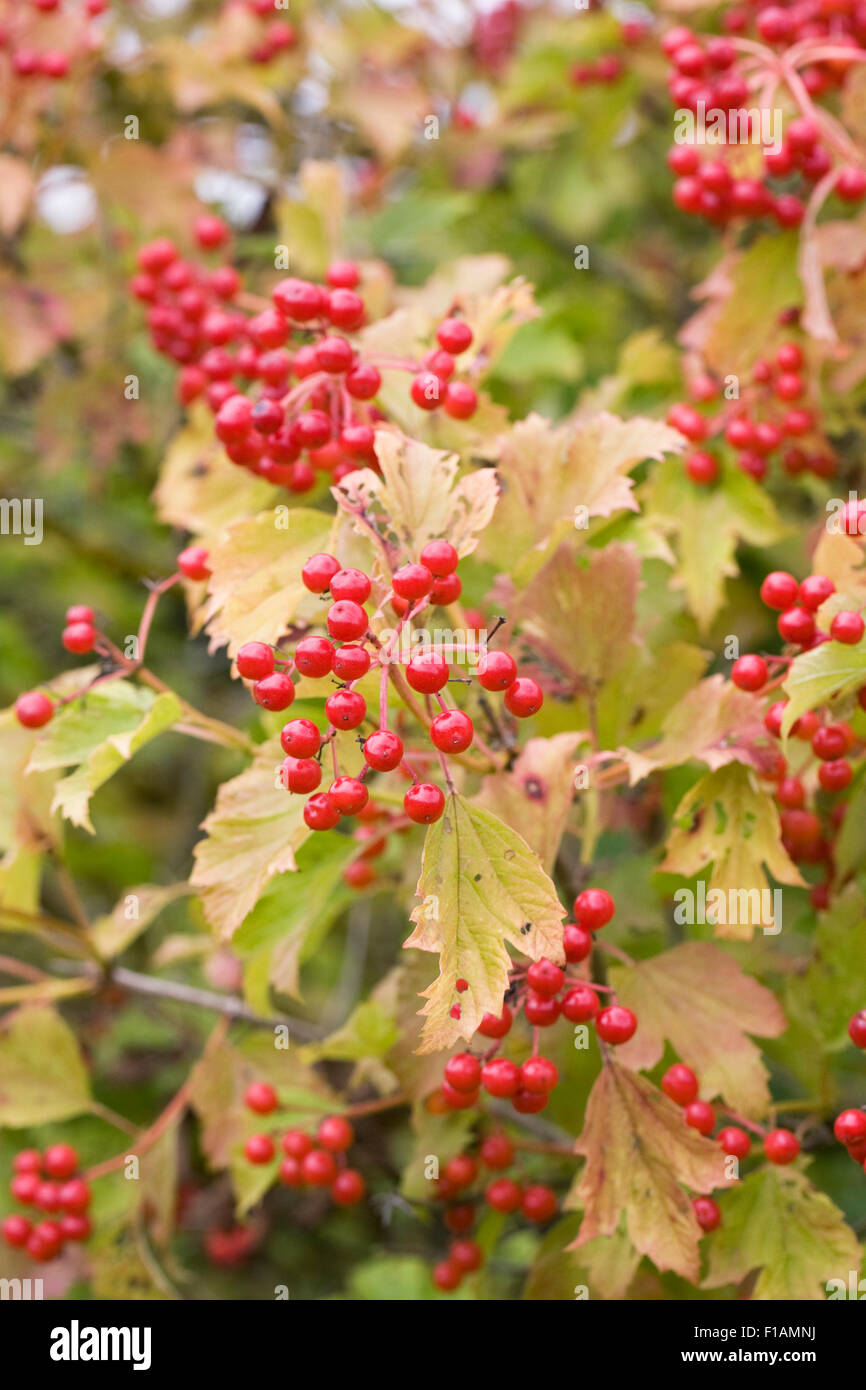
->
3, 0, 866, 1308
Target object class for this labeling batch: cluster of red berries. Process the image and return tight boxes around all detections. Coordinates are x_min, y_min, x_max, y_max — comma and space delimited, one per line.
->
471, 0, 524, 73
670, 341, 832, 487
2, 1144, 91, 1261
132, 235, 478, 494
0, 0, 107, 82
569, 13, 648, 87
832, 1011, 866, 1173
435, 889, 637, 1108
239, 0, 297, 65
232, 543, 542, 832
664, 21, 866, 230
661, 1060, 801, 1231
14, 602, 108, 731
724, 0, 866, 95
242, 1085, 366, 1207
429, 1129, 556, 1293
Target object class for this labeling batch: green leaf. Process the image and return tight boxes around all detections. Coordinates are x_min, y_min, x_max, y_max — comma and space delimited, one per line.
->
233, 833, 358, 998
781, 636, 866, 735
191, 738, 310, 939
785, 884, 866, 1049
405, 794, 567, 1052
0, 1006, 91, 1125
658, 763, 804, 938
26, 683, 181, 832
704, 1166, 861, 1300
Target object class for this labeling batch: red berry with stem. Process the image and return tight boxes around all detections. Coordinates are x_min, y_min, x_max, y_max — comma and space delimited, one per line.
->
327, 600, 368, 643
693, 1196, 721, 1232
477, 650, 517, 691
43, 1145, 78, 1180
574, 888, 615, 930
329, 777, 369, 815
13, 1150, 41, 1174
178, 545, 211, 581
526, 958, 565, 998
10, 1173, 39, 1204
764, 1128, 800, 1164
2, 1215, 32, 1249
62, 622, 96, 654
431, 710, 474, 753
282, 1130, 312, 1159
684, 1100, 715, 1135
432, 1259, 462, 1291
799, 575, 835, 611
404, 783, 446, 823
244, 1082, 278, 1114
237, 641, 275, 680
812, 724, 848, 760
364, 730, 404, 771
504, 678, 543, 717
410, 372, 442, 409
244, 1134, 275, 1164
686, 450, 718, 484
444, 382, 478, 419
778, 607, 815, 646
57, 1178, 91, 1211
330, 569, 371, 604
15, 691, 54, 728
432, 574, 462, 605
324, 689, 367, 729
819, 759, 852, 792
480, 1133, 514, 1169
332, 1169, 365, 1205
346, 362, 381, 399
523, 992, 561, 1026
731, 655, 767, 691
317, 1115, 355, 1151
444, 1155, 478, 1189
332, 645, 371, 681
596, 1005, 637, 1045
437, 319, 473, 354
253, 672, 295, 711
444, 1053, 482, 1094
450, 1238, 482, 1271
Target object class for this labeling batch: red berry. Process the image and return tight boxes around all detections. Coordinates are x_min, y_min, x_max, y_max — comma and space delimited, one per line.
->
280, 718, 321, 758
561, 984, 600, 1022
301, 1149, 338, 1185
477, 1004, 512, 1038
837, 166, 866, 201
521, 1185, 557, 1224
2, 1215, 32, 1248
436, 318, 473, 354
441, 1081, 479, 1110
364, 730, 404, 771
280, 757, 322, 794
595, 1005, 637, 1045
331, 1169, 365, 1205
317, 1115, 355, 1151
327, 601, 368, 643
346, 362, 381, 399
481, 1058, 521, 1098
480, 1133, 514, 1169
59, 1213, 91, 1242
693, 1196, 721, 1232
327, 289, 365, 330
43, 1144, 78, 1180
237, 641, 275, 680
301, 553, 340, 594
764, 1128, 800, 1164
57, 1178, 91, 1212
410, 372, 443, 410
477, 650, 517, 691
431, 710, 474, 753
812, 724, 848, 761
304, 794, 341, 831
777, 607, 815, 646
419, 540, 459, 576
819, 759, 852, 792
328, 777, 369, 815
407, 652, 449, 693
15, 691, 53, 728
278, 1155, 303, 1187
526, 958, 565, 998
563, 922, 593, 963
444, 1202, 475, 1232
404, 783, 446, 823
13, 1150, 41, 1175
485, 1177, 522, 1213
686, 450, 718, 484
332, 645, 371, 681
272, 278, 325, 321
799, 575, 835, 611
244, 1082, 278, 1114
520, 1056, 558, 1094
449, 1237, 482, 1271
761, 571, 799, 610
573, 888, 615, 931
684, 1100, 715, 1135
848, 1011, 866, 1048
731, 655, 767, 691
432, 1258, 462, 1291
62, 622, 96, 655
294, 636, 334, 678
244, 1134, 275, 1164
834, 1109, 866, 1145
504, 678, 543, 717
393, 564, 433, 601
831, 611, 864, 645
444, 382, 478, 420
718, 1126, 751, 1159
523, 992, 561, 1027
329, 569, 371, 604
282, 1129, 313, 1159
324, 689, 367, 729
253, 672, 295, 711
444, 1053, 482, 1094
178, 546, 211, 581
